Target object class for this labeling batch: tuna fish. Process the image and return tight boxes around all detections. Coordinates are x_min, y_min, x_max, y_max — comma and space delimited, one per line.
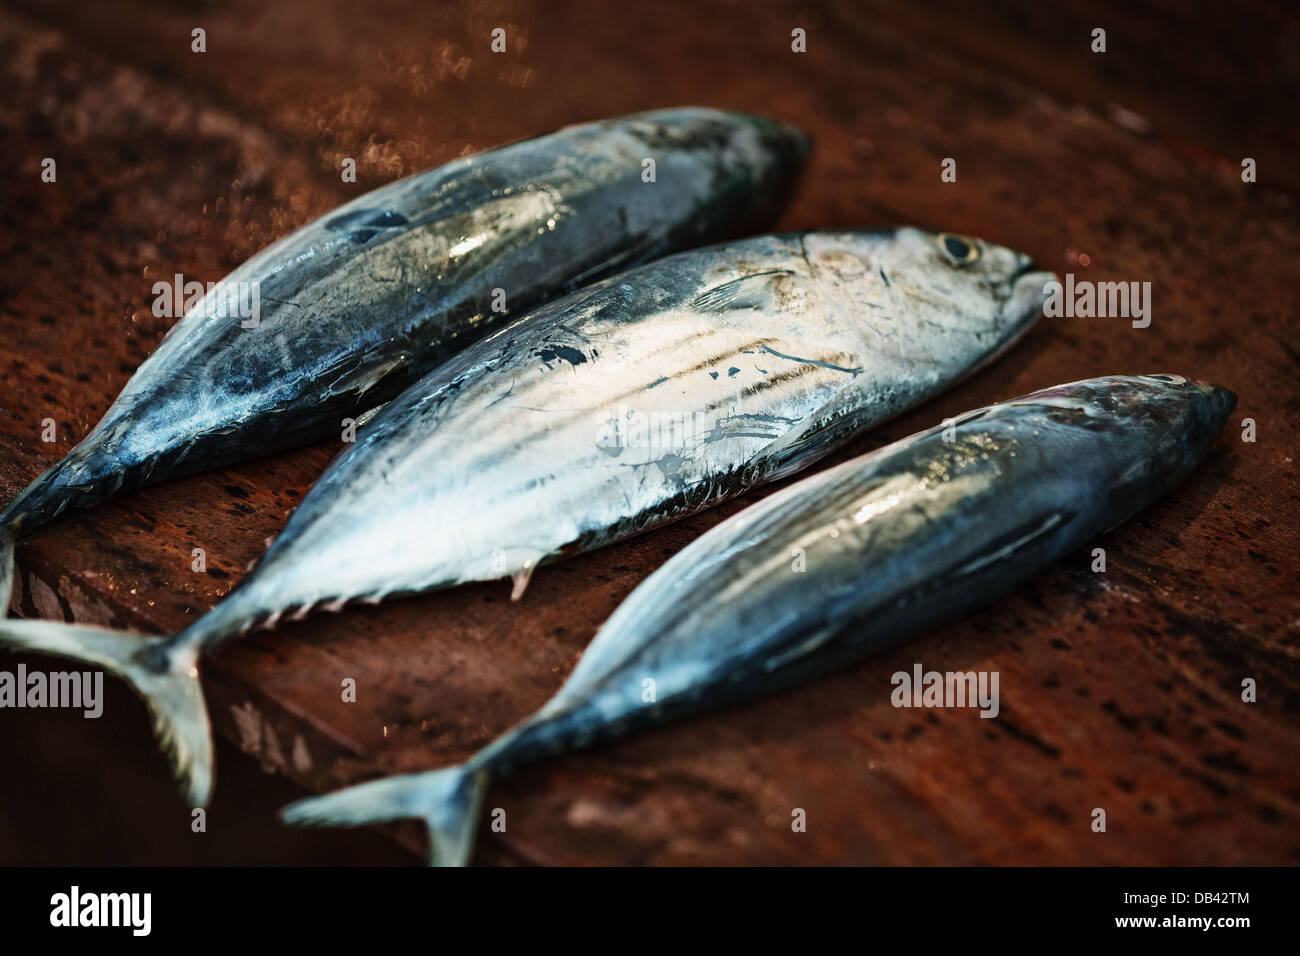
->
0, 107, 808, 607
280, 374, 1235, 865
0, 227, 1050, 806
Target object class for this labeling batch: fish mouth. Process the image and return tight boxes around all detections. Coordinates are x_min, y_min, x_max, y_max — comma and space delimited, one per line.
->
779, 121, 812, 160
751, 115, 811, 167
731, 111, 811, 163
1002, 261, 1058, 329
1010, 254, 1040, 284
1199, 381, 1238, 417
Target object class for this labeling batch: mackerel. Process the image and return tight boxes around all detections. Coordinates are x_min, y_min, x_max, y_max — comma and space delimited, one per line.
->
281, 374, 1236, 865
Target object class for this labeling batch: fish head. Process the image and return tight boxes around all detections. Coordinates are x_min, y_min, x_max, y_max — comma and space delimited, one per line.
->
1005, 374, 1237, 498
802, 229, 1055, 347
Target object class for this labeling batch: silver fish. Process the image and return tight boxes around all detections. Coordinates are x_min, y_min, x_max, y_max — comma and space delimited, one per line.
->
0, 228, 1049, 805
0, 107, 807, 603
280, 374, 1235, 865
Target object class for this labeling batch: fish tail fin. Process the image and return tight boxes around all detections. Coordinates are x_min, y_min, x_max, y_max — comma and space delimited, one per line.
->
282, 764, 488, 867
0, 617, 212, 805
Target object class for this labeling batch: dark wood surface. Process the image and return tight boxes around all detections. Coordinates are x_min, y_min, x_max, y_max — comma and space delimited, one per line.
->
1, 0, 1296, 865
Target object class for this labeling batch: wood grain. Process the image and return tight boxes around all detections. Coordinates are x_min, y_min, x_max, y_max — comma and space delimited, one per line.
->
0, 0, 1296, 865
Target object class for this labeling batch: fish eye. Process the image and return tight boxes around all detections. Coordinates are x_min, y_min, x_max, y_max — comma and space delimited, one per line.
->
937, 233, 981, 266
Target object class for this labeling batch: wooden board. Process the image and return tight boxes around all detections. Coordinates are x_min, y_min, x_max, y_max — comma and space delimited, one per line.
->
1, 0, 1296, 865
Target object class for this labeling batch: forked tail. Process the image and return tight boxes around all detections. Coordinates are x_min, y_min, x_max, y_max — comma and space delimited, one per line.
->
0, 618, 213, 805
282, 764, 489, 866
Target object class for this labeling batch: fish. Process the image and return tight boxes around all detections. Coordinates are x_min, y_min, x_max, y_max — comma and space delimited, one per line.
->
0, 107, 809, 606
279, 374, 1236, 865
0, 227, 1050, 806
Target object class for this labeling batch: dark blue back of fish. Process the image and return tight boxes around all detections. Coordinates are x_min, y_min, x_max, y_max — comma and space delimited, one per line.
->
493, 376, 1236, 768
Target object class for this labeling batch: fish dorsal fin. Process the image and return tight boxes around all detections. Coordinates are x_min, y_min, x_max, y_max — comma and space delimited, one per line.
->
689, 270, 795, 314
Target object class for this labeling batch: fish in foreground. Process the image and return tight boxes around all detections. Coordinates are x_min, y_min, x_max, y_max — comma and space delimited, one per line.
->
0, 107, 808, 605
281, 374, 1235, 865
0, 228, 1049, 806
